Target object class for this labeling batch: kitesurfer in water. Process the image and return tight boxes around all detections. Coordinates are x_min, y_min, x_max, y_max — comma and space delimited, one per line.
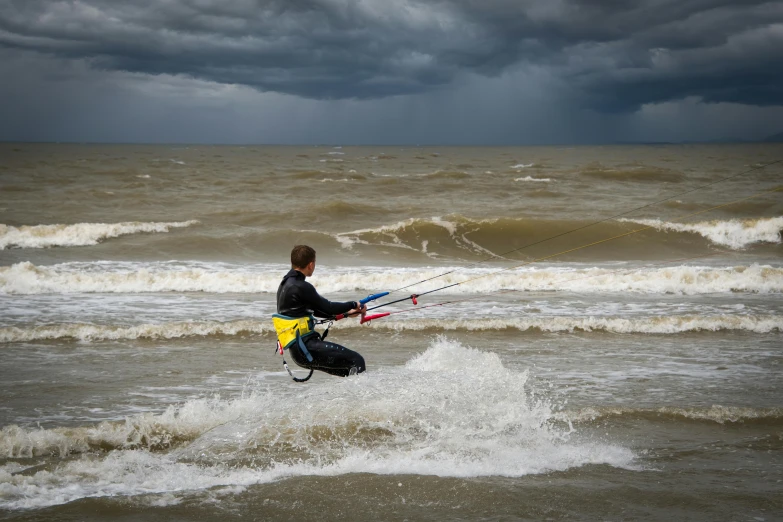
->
275, 245, 367, 376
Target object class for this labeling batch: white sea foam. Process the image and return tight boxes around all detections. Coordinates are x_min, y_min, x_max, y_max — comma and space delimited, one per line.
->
514, 176, 552, 182
0, 339, 635, 509
2, 261, 780, 295
0, 261, 280, 294
620, 217, 783, 249
0, 320, 268, 342
511, 163, 534, 169
0, 221, 199, 249
1, 313, 780, 343
0, 395, 257, 459
362, 314, 783, 334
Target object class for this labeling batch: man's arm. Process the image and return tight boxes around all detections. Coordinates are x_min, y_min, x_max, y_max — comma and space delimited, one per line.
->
300, 281, 357, 318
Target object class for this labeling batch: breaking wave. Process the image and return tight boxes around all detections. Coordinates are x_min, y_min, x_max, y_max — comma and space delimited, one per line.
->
0, 261, 281, 294
2, 314, 780, 342
0, 221, 199, 249
620, 217, 783, 249
0, 339, 635, 509
334, 215, 496, 258
331, 214, 780, 259
0, 320, 268, 343
514, 176, 552, 182
0, 395, 243, 458
2, 261, 780, 295
361, 315, 783, 334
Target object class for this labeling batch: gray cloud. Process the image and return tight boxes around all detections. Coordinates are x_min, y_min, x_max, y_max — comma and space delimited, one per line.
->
6, 43, 781, 146
1, 0, 782, 111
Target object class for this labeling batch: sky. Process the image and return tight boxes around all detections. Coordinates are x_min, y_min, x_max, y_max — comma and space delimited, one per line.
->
1, 0, 782, 145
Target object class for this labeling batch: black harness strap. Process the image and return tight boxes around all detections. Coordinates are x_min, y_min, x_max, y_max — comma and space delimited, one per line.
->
282, 358, 314, 383
278, 328, 314, 382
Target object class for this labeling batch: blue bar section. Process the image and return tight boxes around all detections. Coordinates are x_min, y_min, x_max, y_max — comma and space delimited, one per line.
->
359, 292, 390, 305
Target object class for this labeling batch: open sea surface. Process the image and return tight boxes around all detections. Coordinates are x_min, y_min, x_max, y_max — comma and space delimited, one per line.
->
1, 143, 782, 520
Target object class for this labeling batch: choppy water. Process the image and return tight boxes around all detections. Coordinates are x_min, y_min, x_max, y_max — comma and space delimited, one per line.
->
1, 143, 782, 520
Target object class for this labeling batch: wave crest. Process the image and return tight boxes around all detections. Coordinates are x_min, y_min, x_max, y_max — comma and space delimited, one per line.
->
0, 338, 635, 512
0, 320, 268, 342
334, 214, 781, 259
621, 217, 783, 249
362, 315, 783, 334
0, 396, 251, 458
2, 314, 780, 342
1, 262, 781, 295
514, 176, 552, 182
0, 221, 199, 249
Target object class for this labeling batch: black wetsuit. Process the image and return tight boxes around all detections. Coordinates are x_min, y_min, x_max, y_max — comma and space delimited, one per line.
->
277, 269, 366, 377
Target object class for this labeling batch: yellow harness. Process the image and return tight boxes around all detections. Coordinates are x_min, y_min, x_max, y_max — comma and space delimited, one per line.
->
272, 313, 317, 382
272, 314, 316, 350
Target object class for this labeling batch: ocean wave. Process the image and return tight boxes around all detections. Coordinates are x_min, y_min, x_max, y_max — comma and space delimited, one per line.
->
1, 262, 781, 295
355, 314, 783, 335
581, 164, 684, 182
2, 314, 780, 342
0, 339, 634, 509
514, 176, 552, 182
0, 261, 281, 294
0, 221, 199, 249
288, 169, 329, 179
332, 214, 778, 258
334, 216, 493, 256
0, 320, 268, 342
0, 392, 261, 461
559, 405, 783, 425
425, 170, 471, 180
310, 200, 384, 217
620, 217, 783, 249
511, 163, 535, 169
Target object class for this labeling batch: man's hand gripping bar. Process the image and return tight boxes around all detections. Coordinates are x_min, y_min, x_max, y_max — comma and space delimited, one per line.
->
333, 292, 390, 321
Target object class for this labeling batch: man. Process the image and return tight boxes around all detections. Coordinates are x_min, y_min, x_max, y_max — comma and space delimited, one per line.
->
274, 245, 366, 377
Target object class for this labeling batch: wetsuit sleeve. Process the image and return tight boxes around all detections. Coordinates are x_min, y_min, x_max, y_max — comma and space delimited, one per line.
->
300, 281, 355, 318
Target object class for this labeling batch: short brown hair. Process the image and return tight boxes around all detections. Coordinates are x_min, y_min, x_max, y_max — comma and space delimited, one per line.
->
291, 245, 316, 268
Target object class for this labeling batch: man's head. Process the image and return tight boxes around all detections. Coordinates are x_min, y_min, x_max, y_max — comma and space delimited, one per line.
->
291, 245, 316, 276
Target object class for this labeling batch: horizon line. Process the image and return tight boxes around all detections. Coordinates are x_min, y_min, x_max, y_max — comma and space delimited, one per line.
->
2, 139, 776, 147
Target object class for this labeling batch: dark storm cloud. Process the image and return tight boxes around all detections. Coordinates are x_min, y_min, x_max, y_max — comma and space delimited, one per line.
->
1, 0, 781, 110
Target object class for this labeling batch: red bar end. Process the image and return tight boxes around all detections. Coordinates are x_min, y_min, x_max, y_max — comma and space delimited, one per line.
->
360, 312, 390, 325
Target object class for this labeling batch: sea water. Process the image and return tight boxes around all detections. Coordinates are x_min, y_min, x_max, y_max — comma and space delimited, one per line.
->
0, 143, 781, 520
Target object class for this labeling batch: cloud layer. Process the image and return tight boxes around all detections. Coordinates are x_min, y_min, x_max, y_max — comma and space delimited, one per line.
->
2, 0, 782, 111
